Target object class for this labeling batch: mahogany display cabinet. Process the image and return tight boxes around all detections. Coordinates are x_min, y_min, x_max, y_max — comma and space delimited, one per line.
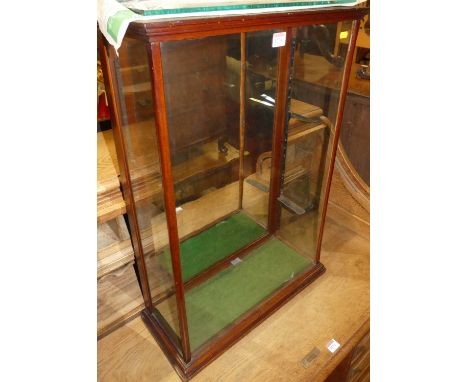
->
99, 4, 368, 380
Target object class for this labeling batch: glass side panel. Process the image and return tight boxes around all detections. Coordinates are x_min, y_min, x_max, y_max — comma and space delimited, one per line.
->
114, 37, 181, 341
338, 19, 370, 185
277, 23, 350, 261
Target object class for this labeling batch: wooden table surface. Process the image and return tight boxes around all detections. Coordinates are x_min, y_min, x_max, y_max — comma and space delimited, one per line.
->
97, 212, 369, 382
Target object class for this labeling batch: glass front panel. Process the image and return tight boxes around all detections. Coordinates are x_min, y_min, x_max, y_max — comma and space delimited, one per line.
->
114, 37, 181, 340
277, 23, 350, 260
159, 30, 325, 352
160, 32, 280, 351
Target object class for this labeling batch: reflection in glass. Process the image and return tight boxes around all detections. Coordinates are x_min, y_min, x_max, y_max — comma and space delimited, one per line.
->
114, 37, 181, 340
277, 23, 350, 260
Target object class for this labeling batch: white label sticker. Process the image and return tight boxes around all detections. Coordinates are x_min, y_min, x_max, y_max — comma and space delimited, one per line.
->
272, 32, 286, 48
231, 257, 242, 266
327, 339, 341, 353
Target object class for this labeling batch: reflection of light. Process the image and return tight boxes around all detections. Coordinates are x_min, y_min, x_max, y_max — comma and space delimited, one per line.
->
260, 93, 275, 103
249, 97, 274, 107
340, 31, 348, 39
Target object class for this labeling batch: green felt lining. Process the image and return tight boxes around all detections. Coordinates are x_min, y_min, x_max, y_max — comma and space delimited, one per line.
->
161, 212, 267, 282
185, 238, 311, 350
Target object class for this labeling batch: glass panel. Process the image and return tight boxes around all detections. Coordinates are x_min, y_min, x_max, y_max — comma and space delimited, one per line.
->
114, 37, 181, 340
339, 19, 370, 185
242, 31, 279, 227
159, 30, 322, 352
160, 33, 275, 289
277, 22, 351, 261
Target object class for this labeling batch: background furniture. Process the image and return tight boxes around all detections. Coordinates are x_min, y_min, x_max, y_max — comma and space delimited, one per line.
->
97, 128, 144, 338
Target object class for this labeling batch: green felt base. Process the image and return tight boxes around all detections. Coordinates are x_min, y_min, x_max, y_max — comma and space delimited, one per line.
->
162, 212, 267, 282
185, 238, 311, 350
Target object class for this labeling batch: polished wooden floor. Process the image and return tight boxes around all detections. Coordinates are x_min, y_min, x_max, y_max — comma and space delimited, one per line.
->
97, 214, 369, 382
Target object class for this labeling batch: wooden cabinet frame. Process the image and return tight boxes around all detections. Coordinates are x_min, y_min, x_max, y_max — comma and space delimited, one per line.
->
99, 6, 367, 380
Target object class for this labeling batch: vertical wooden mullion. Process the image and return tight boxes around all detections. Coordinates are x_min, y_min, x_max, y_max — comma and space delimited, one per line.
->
147, 41, 191, 362
98, 32, 153, 309
267, 28, 293, 234
333, 21, 343, 57
315, 19, 361, 262
238, 32, 246, 209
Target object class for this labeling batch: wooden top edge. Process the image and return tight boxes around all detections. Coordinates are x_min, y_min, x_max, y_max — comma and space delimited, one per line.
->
127, 6, 368, 39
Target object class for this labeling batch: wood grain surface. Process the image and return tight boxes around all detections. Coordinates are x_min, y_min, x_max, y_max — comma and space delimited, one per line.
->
348, 331, 370, 382
97, 215, 134, 279
97, 130, 126, 224
97, 129, 142, 337
97, 262, 144, 339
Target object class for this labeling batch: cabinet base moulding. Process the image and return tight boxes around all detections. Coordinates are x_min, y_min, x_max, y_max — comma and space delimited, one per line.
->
141, 262, 325, 381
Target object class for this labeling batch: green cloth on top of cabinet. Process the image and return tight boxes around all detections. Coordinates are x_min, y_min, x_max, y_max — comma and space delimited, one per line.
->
99, 0, 365, 51
121, 0, 364, 17
185, 238, 311, 350
161, 212, 267, 282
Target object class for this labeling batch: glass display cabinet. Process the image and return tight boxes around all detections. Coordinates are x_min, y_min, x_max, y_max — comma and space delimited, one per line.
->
99, 4, 368, 379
